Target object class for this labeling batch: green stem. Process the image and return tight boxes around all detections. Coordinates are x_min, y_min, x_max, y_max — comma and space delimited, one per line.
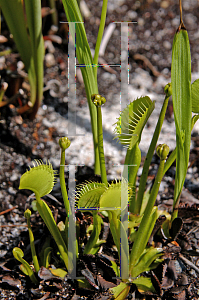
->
83, 211, 101, 254
80, 69, 100, 175
120, 218, 129, 280
59, 142, 78, 261
130, 158, 165, 270
62, 0, 100, 175
97, 105, 108, 185
136, 95, 169, 214
93, 0, 108, 79
60, 150, 70, 214
171, 195, 181, 222
124, 144, 141, 185
110, 211, 120, 255
26, 217, 40, 273
49, 0, 58, 27
163, 148, 176, 175
35, 193, 71, 271
143, 158, 165, 217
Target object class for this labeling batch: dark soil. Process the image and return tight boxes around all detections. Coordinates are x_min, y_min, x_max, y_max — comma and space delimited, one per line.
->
1, 1, 199, 299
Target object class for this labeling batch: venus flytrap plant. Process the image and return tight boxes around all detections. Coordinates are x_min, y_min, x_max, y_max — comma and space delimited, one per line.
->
60, 4, 181, 289
19, 160, 72, 272
76, 178, 129, 259
75, 181, 107, 254
74, 40, 199, 295
114, 96, 155, 213
14, 216, 54, 283
13, 209, 49, 284
60, 4, 172, 289
106, 144, 169, 298
76, 169, 164, 295
12, 210, 40, 284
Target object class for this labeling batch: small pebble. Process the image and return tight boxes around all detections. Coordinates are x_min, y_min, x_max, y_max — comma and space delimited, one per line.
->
10, 174, 18, 181
127, 10, 137, 20
137, 18, 145, 27
161, 1, 169, 9
8, 187, 16, 195
45, 53, 56, 68
163, 40, 171, 50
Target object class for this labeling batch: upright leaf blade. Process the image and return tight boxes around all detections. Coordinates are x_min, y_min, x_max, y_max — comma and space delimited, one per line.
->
0, 0, 44, 115
24, 0, 44, 108
62, 0, 100, 174
0, 0, 31, 69
171, 26, 191, 220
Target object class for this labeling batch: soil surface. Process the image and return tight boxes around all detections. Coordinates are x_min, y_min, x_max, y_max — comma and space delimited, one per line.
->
1, 1, 199, 299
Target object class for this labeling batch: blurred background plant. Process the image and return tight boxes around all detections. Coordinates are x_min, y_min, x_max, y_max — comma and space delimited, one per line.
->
0, 0, 44, 118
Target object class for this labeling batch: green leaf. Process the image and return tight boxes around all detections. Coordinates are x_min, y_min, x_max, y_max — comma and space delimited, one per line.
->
109, 217, 120, 253
110, 261, 120, 278
76, 181, 107, 209
77, 278, 93, 290
19, 160, 56, 197
191, 79, 199, 113
0, 0, 31, 69
49, 268, 67, 278
129, 207, 158, 272
110, 282, 130, 300
132, 276, 156, 293
99, 179, 129, 215
131, 247, 163, 278
114, 96, 155, 150
19, 264, 29, 276
192, 114, 199, 128
87, 239, 106, 255
39, 237, 51, 267
171, 26, 192, 219
129, 213, 143, 229
36, 198, 70, 271
43, 247, 52, 269
0, 0, 44, 111
136, 93, 170, 215
13, 247, 38, 284
76, 179, 129, 216
83, 212, 102, 254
